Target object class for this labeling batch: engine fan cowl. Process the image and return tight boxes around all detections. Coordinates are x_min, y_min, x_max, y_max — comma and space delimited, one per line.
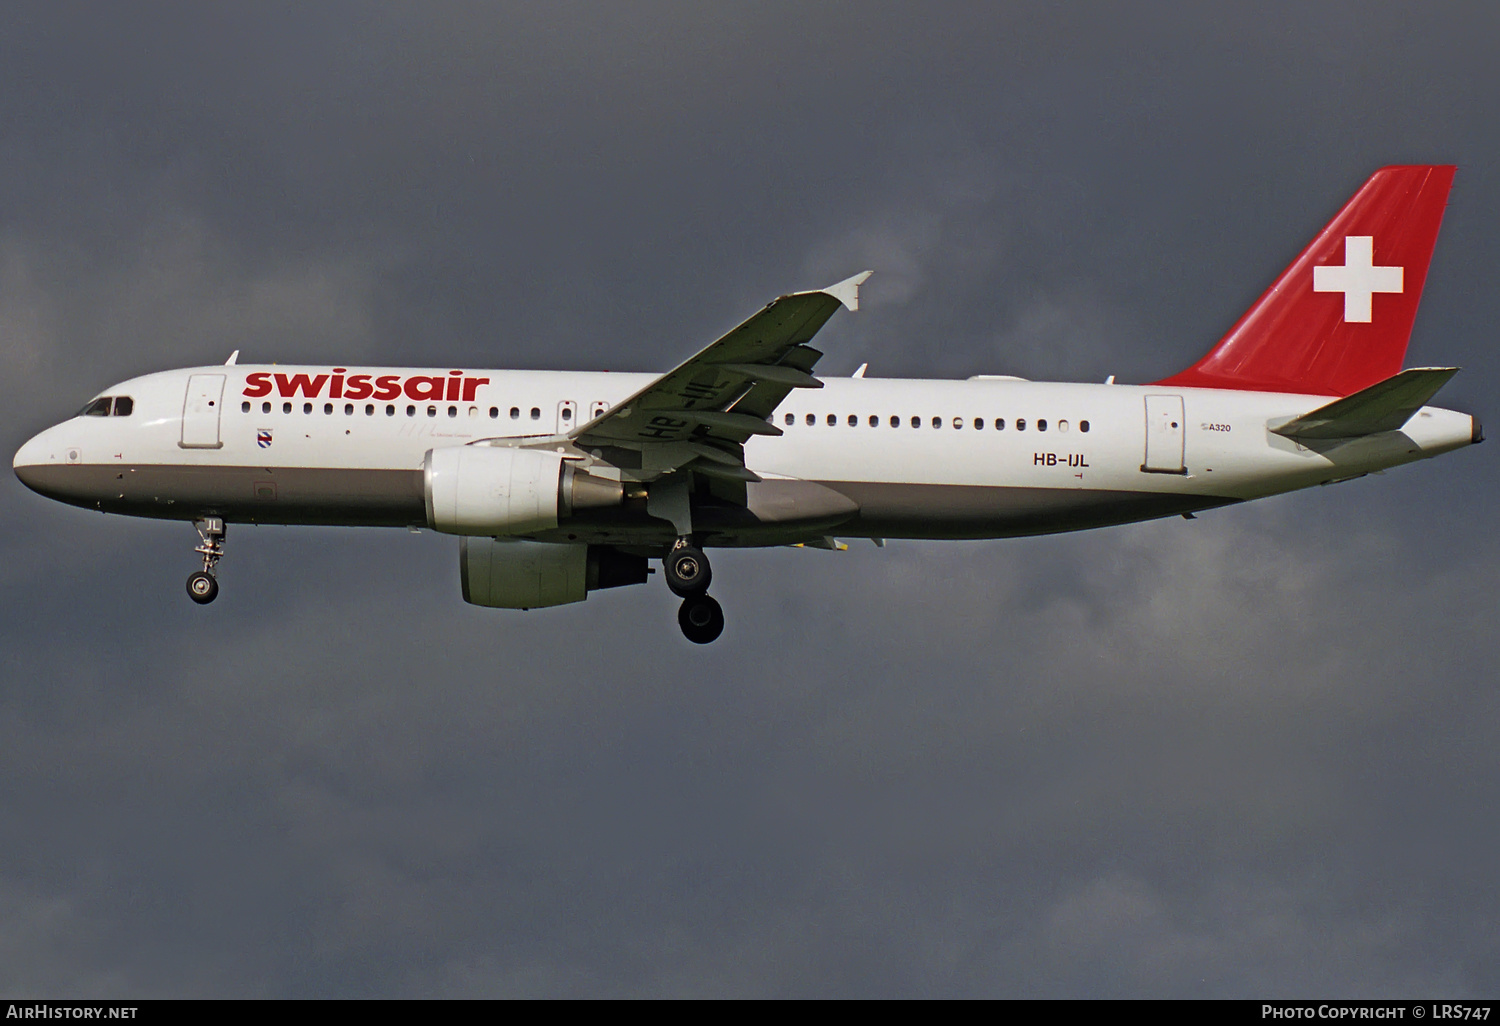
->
424, 445, 624, 535
424, 445, 564, 535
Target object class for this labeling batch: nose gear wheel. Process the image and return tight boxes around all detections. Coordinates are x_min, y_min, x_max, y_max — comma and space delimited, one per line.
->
186, 571, 219, 604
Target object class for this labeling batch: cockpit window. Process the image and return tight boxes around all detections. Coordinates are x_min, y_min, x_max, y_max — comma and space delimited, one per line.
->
78, 396, 136, 417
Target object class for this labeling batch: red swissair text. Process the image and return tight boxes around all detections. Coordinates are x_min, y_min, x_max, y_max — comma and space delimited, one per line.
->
243, 369, 491, 403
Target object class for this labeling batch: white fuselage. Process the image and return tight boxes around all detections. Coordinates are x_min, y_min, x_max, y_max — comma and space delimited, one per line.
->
13, 365, 1479, 544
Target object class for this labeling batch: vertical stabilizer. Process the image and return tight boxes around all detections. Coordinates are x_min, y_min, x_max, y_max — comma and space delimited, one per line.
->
1155, 165, 1454, 396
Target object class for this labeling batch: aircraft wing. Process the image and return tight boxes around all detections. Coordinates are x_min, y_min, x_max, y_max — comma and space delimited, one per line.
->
571, 273, 871, 466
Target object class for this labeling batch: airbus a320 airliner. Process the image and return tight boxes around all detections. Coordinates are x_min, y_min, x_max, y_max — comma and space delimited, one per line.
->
13, 166, 1480, 642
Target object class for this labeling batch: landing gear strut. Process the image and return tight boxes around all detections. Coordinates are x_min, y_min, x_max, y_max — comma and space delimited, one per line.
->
187, 517, 225, 605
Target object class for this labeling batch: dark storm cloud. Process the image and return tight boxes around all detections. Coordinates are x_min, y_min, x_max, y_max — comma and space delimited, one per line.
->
1, 2, 1497, 996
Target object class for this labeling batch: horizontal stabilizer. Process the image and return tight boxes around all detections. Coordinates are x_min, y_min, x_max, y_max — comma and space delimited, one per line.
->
1271, 367, 1459, 440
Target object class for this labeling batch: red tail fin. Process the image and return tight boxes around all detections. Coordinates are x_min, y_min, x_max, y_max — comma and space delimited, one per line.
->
1155, 165, 1454, 396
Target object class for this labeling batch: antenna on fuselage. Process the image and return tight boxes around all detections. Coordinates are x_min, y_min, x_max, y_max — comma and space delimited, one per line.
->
225, 350, 240, 366
852, 363, 868, 378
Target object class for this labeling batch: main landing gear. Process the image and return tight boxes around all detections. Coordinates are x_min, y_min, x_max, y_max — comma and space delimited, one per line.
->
187, 517, 225, 605
665, 538, 723, 644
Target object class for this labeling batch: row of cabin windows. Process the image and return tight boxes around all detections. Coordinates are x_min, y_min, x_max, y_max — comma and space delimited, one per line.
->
241, 401, 551, 420
80, 396, 134, 417
783, 412, 1090, 433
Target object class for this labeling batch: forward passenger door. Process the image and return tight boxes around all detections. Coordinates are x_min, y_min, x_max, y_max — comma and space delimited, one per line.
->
180, 374, 226, 449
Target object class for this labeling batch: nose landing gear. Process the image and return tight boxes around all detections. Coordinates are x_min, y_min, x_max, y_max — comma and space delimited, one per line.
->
187, 517, 225, 605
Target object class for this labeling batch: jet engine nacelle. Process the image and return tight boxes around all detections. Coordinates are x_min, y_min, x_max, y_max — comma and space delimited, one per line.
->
423, 445, 622, 535
461, 538, 649, 609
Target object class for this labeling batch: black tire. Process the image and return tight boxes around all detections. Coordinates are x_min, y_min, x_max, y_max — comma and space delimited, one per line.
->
664, 545, 711, 597
677, 593, 725, 644
186, 571, 219, 605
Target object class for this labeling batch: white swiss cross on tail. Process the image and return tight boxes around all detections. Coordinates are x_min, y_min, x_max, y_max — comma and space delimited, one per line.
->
1313, 235, 1403, 323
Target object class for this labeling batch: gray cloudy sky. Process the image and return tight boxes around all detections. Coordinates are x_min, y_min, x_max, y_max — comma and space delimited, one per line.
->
2, 2, 1498, 997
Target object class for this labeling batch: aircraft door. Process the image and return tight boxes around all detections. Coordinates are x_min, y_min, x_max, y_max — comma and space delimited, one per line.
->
1141, 394, 1185, 474
557, 400, 577, 434
180, 373, 226, 449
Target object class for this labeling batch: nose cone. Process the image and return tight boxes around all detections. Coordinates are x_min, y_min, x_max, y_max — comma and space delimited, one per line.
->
14, 428, 61, 496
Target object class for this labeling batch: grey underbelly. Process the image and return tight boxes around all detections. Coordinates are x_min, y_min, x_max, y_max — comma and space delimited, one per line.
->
20, 464, 1237, 539
814, 481, 1238, 539
19, 464, 427, 527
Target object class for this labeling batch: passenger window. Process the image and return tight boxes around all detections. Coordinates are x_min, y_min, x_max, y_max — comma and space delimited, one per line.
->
848, 414, 858, 427
510, 407, 520, 419
325, 403, 334, 414
113, 397, 134, 417
386, 405, 396, 416
345, 403, 354, 415
406, 405, 416, 417
785, 412, 795, 426
869, 415, 879, 427
1080, 420, 1090, 433
303, 402, 312, 414
1058, 419, 1069, 432
995, 418, 1005, 430
490, 407, 499, 418
283, 402, 292, 414
561, 408, 572, 421
448, 406, 457, 417
911, 416, 921, 428
241, 401, 251, 413
1016, 418, 1026, 431
427, 406, 437, 418
261, 402, 271, 414
890, 415, 900, 428
1038, 419, 1048, 432
827, 414, 836, 426
530, 407, 540, 420
952, 417, 963, 429
932, 416, 942, 428
367, 404, 376, 416
806, 413, 816, 426
974, 418, 984, 430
